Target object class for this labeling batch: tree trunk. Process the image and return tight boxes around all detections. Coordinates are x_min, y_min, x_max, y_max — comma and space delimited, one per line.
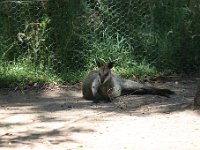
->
194, 85, 200, 107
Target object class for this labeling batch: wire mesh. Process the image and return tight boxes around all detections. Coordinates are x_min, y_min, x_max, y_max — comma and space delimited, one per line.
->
0, 0, 200, 72
0, 0, 50, 68
0, 0, 153, 65
81, 0, 154, 56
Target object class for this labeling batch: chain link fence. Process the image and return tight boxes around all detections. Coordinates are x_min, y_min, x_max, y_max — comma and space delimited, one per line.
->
0, 0, 50, 68
80, 0, 155, 64
0, 0, 200, 74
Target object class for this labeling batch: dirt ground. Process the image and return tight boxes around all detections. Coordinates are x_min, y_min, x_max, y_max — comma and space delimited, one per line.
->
0, 76, 200, 150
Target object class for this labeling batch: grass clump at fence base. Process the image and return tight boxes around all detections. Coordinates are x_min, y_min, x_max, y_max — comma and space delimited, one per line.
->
0, 59, 157, 88
0, 60, 61, 88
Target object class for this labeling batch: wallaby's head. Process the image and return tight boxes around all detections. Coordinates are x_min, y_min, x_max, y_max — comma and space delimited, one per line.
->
96, 60, 114, 84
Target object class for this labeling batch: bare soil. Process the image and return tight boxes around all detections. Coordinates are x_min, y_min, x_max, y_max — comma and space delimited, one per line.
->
0, 76, 200, 150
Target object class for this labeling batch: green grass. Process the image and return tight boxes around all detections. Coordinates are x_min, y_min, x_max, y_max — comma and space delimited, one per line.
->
0, 58, 159, 88
60, 69, 87, 84
116, 61, 157, 78
0, 32, 160, 87
0, 61, 61, 88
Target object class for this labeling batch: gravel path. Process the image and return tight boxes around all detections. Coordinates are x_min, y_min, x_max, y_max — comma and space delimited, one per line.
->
0, 77, 200, 150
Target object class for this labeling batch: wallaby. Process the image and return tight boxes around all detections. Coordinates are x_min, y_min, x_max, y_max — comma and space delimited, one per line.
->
82, 60, 174, 102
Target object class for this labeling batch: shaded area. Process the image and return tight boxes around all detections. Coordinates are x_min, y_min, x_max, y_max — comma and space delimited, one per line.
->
0, 76, 197, 113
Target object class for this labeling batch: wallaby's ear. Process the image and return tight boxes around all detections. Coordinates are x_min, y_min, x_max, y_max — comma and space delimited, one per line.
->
107, 61, 114, 69
96, 59, 103, 68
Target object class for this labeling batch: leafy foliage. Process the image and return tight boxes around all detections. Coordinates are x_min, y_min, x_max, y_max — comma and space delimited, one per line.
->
0, 0, 200, 86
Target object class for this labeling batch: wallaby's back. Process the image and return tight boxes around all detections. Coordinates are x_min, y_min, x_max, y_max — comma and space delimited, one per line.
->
82, 70, 100, 100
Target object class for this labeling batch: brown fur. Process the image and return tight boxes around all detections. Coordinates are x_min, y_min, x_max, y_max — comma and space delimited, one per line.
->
82, 60, 174, 102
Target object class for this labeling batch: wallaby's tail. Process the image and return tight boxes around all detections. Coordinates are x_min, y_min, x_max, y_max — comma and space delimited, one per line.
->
119, 78, 175, 97
139, 86, 175, 97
